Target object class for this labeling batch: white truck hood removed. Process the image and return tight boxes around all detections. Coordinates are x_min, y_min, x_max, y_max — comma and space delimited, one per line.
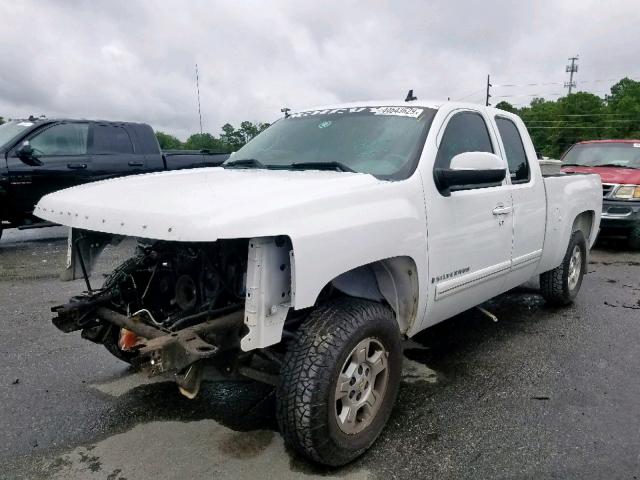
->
35, 167, 386, 241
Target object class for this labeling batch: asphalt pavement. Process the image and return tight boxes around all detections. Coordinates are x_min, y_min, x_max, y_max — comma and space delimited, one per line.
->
0, 227, 639, 479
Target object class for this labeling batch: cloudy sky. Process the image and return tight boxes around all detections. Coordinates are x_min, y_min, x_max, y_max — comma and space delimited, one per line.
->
0, 0, 638, 139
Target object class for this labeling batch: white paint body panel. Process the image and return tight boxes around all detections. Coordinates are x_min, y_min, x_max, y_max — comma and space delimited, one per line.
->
35, 100, 601, 340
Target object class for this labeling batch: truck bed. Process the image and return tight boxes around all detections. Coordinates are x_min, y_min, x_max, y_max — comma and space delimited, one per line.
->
537, 173, 602, 273
162, 150, 230, 170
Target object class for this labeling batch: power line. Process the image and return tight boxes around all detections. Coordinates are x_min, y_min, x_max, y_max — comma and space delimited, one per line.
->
492, 77, 638, 88
527, 125, 635, 129
494, 93, 567, 98
526, 112, 635, 117
452, 88, 485, 101
526, 119, 640, 123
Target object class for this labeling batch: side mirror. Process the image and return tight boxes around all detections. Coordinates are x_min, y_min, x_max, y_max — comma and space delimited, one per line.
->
434, 151, 506, 197
16, 141, 42, 166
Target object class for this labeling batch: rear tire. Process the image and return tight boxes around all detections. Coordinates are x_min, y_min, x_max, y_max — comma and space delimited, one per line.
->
276, 297, 402, 466
540, 230, 587, 306
629, 224, 640, 250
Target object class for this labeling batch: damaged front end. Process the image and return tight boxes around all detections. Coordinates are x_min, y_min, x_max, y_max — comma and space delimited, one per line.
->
52, 231, 294, 398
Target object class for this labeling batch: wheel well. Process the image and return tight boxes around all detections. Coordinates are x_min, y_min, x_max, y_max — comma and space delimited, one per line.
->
572, 210, 595, 244
328, 256, 419, 334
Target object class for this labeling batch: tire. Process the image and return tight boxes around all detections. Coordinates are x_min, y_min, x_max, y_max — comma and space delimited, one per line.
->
540, 230, 587, 306
0, 226, 3, 241
276, 297, 402, 466
629, 224, 640, 250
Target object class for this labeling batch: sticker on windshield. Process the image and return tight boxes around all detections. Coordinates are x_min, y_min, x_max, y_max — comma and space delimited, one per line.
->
371, 106, 424, 118
289, 106, 424, 119
318, 121, 332, 129
633, 143, 640, 148
17, 122, 33, 127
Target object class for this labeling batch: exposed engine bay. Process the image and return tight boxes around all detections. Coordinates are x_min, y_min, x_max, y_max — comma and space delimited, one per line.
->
52, 233, 295, 398
101, 240, 248, 331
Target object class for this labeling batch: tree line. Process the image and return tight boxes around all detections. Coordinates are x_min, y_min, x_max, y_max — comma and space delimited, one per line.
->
496, 77, 640, 158
155, 121, 270, 152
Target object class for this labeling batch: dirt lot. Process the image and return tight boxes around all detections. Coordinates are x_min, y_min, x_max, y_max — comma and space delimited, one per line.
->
1, 227, 639, 479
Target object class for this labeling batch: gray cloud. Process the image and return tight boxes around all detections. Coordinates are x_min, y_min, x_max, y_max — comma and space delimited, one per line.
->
0, 0, 638, 139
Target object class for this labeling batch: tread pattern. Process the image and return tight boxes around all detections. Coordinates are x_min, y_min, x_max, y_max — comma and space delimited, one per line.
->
540, 230, 586, 306
276, 297, 399, 465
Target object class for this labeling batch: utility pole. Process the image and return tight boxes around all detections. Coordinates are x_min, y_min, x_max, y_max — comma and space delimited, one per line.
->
195, 63, 203, 134
565, 56, 579, 95
485, 74, 491, 106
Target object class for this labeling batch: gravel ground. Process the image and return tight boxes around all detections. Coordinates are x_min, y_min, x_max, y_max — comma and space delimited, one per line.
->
0, 227, 639, 479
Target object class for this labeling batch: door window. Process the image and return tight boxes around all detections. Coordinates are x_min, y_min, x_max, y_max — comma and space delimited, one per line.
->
29, 123, 89, 156
91, 124, 135, 154
495, 117, 530, 183
435, 111, 494, 169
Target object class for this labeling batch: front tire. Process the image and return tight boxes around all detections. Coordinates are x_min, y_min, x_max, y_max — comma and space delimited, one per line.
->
540, 230, 587, 306
276, 298, 402, 466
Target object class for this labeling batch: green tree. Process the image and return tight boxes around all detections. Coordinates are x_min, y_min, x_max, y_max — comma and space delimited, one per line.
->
548, 92, 606, 157
184, 132, 227, 152
155, 131, 183, 150
605, 77, 640, 138
495, 101, 517, 113
220, 121, 270, 151
519, 98, 559, 157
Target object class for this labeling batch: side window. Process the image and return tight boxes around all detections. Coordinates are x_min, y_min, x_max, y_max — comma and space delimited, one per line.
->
91, 124, 135, 154
435, 111, 493, 169
29, 123, 89, 156
495, 117, 530, 183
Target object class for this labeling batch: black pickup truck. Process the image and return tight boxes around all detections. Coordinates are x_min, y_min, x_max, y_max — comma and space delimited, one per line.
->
0, 118, 229, 238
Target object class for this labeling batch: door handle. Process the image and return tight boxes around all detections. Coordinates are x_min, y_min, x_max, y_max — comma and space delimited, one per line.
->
67, 163, 87, 170
492, 205, 513, 215
128, 161, 144, 167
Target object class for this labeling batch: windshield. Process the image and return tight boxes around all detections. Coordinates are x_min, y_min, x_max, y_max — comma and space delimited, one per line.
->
0, 120, 34, 150
226, 106, 437, 179
562, 143, 640, 169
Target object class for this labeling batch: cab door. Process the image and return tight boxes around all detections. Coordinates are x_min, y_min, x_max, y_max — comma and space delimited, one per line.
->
493, 115, 546, 287
424, 109, 514, 326
6, 122, 90, 217
89, 123, 145, 181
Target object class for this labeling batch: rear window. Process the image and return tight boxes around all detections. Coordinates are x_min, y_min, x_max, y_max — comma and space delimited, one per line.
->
495, 117, 530, 183
91, 124, 134, 154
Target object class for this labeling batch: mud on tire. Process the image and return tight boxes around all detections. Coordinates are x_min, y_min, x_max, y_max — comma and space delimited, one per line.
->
540, 230, 587, 306
276, 297, 402, 466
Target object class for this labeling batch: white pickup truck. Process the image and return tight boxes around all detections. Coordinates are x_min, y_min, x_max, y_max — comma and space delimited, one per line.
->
36, 100, 601, 466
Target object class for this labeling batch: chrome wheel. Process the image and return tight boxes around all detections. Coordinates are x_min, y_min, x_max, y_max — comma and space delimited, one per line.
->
567, 245, 582, 291
334, 337, 389, 435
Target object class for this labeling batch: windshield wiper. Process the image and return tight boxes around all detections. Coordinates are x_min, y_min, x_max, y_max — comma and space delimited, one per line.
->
290, 161, 357, 173
222, 158, 268, 169
562, 163, 586, 167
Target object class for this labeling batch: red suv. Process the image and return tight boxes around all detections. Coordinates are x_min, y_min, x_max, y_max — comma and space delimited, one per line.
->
562, 140, 640, 249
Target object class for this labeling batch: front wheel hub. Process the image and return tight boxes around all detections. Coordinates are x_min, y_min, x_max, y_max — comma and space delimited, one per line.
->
568, 245, 582, 290
334, 337, 389, 435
